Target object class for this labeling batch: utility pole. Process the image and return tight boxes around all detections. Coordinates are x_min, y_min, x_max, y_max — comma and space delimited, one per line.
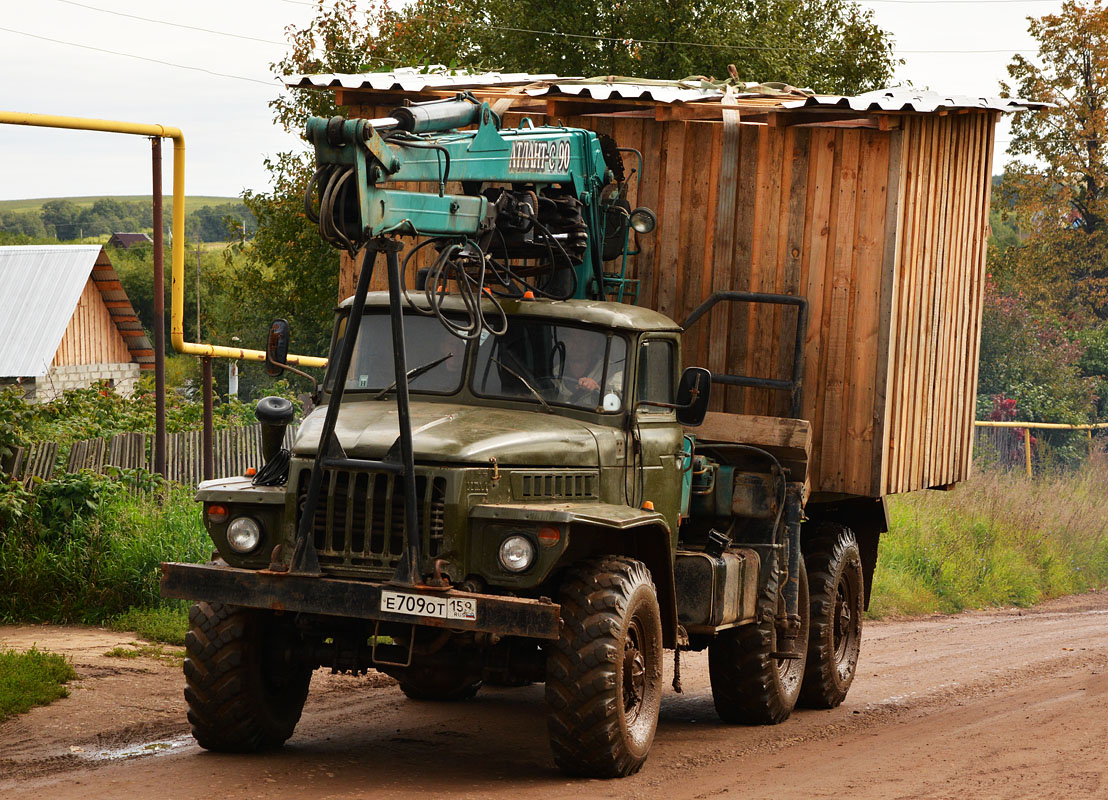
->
196, 244, 201, 341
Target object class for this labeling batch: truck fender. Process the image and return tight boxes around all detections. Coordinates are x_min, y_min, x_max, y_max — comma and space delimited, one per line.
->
804, 497, 888, 610
562, 521, 678, 649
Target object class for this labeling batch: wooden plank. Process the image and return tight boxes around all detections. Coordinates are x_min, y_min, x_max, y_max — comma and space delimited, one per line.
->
844, 130, 888, 495
689, 412, 812, 460
819, 130, 859, 493
688, 122, 718, 368
944, 115, 976, 484
924, 116, 954, 487
707, 100, 742, 411
799, 128, 837, 492
891, 117, 925, 493
963, 113, 997, 479
746, 126, 785, 415
653, 122, 686, 321
724, 126, 760, 411
776, 128, 810, 418
873, 128, 906, 495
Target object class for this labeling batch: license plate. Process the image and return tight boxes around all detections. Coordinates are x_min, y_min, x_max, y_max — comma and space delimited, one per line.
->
380, 590, 477, 621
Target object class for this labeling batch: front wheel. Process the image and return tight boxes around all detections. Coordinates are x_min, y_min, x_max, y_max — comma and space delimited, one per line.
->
545, 556, 664, 778
184, 602, 312, 751
799, 523, 864, 708
709, 554, 809, 725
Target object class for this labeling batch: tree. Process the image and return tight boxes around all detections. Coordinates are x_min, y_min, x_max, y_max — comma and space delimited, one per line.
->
372, 0, 897, 93
40, 199, 81, 240
1003, 0, 1108, 234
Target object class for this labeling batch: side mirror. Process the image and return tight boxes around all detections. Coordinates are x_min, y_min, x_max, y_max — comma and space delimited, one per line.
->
676, 367, 711, 426
265, 319, 291, 377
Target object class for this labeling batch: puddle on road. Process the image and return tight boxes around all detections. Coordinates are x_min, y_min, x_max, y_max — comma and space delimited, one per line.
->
73, 733, 194, 762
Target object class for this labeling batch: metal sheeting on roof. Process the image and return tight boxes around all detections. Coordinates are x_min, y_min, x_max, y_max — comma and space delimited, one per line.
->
0, 245, 153, 377
781, 89, 1050, 113
525, 81, 722, 104
0, 245, 101, 377
285, 69, 1046, 113
286, 68, 562, 93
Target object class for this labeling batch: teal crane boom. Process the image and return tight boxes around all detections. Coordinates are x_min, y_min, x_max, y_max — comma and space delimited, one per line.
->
304, 94, 654, 301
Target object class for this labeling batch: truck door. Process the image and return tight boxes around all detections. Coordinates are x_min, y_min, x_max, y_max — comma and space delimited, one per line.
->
633, 336, 684, 536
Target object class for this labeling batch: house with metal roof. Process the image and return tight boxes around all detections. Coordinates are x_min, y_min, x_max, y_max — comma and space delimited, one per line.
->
0, 245, 154, 401
107, 232, 153, 249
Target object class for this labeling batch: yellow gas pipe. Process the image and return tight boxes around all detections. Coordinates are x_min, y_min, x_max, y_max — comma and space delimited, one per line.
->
0, 111, 328, 368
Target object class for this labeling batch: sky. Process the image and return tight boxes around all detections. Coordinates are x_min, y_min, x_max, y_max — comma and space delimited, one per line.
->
0, 0, 1066, 202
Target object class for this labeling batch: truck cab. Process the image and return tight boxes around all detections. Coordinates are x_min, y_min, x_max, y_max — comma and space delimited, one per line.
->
163, 292, 865, 779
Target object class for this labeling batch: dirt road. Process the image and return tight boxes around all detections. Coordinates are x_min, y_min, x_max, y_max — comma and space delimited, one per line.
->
3, 590, 1107, 799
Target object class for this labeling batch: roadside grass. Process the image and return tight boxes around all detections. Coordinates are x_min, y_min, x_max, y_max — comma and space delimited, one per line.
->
104, 642, 185, 664
108, 604, 190, 647
0, 482, 209, 628
870, 458, 1108, 618
0, 647, 77, 722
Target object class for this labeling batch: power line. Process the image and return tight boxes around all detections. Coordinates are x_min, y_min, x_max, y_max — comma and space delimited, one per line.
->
54, 0, 287, 46
0, 25, 279, 85
50, 0, 404, 64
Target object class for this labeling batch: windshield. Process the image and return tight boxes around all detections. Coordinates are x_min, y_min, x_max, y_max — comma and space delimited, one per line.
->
472, 319, 627, 412
329, 311, 468, 394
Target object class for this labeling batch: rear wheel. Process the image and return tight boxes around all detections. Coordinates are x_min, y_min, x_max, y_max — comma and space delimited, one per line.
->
799, 524, 864, 708
184, 602, 312, 751
709, 555, 809, 725
546, 556, 663, 778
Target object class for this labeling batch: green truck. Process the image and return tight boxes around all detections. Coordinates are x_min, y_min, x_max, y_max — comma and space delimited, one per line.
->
162, 289, 878, 778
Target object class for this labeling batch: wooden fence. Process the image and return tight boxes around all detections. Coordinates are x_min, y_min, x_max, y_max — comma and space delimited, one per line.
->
1, 422, 299, 487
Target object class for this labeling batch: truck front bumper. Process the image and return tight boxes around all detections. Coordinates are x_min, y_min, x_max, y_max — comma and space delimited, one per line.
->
161, 562, 562, 640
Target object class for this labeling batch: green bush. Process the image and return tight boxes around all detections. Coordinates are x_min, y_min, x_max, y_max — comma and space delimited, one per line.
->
0, 647, 77, 721
0, 480, 208, 624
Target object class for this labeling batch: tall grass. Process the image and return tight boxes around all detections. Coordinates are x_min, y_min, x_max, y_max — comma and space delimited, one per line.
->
0, 482, 208, 623
870, 456, 1108, 617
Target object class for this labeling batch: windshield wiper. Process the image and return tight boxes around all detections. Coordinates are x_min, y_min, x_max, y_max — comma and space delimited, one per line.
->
371, 353, 452, 401
490, 357, 553, 413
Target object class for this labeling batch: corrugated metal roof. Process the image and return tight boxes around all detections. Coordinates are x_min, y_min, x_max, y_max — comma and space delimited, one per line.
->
781, 89, 1050, 113
0, 245, 100, 377
0, 245, 154, 377
285, 69, 1048, 113
525, 80, 721, 104
286, 67, 562, 93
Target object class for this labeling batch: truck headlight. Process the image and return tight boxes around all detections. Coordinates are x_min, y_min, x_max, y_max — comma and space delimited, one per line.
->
498, 535, 535, 573
227, 517, 262, 554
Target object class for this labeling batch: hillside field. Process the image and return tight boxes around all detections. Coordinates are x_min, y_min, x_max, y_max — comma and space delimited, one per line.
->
0, 195, 239, 215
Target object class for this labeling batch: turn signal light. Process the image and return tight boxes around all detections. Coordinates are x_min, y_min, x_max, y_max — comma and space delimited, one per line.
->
537, 526, 561, 547
207, 504, 229, 524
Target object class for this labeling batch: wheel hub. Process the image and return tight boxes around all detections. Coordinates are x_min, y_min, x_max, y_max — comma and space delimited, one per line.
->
623, 621, 646, 723
834, 580, 853, 661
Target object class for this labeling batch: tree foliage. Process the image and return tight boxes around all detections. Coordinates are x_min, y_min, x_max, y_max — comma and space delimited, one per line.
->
377, 0, 898, 93
983, 1, 1108, 423
1003, 0, 1108, 234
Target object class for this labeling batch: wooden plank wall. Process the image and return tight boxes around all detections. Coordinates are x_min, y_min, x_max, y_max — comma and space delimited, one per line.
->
339, 104, 996, 497
51, 277, 133, 367
883, 112, 996, 494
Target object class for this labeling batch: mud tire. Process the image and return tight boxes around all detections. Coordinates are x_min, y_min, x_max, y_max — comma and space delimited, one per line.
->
184, 602, 312, 752
799, 523, 864, 709
708, 554, 809, 725
546, 556, 664, 778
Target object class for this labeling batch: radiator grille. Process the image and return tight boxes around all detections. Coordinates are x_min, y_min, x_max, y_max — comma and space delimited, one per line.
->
514, 470, 598, 500
299, 470, 446, 570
